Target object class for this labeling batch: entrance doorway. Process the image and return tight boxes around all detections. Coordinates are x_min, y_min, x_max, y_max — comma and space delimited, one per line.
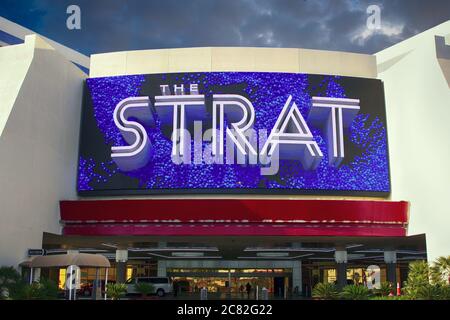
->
167, 268, 291, 298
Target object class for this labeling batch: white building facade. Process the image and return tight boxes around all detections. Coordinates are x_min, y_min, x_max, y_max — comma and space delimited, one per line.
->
0, 18, 448, 292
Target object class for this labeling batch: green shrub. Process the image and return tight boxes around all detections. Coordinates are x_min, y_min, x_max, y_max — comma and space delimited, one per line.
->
340, 285, 370, 300
312, 282, 339, 300
0, 266, 26, 300
21, 279, 58, 300
1, 267, 59, 300
439, 285, 450, 300
374, 282, 393, 297
106, 283, 127, 300
416, 284, 444, 300
402, 258, 450, 300
403, 260, 430, 299
22, 282, 44, 300
38, 279, 58, 300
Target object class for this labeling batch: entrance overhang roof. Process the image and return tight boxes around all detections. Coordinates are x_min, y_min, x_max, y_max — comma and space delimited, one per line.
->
21, 253, 111, 268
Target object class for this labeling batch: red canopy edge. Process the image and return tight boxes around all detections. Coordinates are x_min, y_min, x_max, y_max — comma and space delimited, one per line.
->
60, 199, 408, 237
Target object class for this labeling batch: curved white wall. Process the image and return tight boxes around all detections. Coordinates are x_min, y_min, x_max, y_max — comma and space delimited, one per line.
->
0, 35, 85, 267
376, 21, 450, 261
89, 46, 377, 78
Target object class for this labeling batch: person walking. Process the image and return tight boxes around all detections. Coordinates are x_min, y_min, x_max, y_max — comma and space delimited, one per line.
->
239, 284, 245, 298
245, 282, 252, 299
173, 281, 179, 297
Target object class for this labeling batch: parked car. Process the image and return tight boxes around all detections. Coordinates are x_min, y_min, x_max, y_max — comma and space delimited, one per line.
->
63, 280, 116, 298
125, 277, 173, 297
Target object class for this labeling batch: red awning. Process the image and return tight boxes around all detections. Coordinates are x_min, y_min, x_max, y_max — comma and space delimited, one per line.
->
60, 199, 409, 237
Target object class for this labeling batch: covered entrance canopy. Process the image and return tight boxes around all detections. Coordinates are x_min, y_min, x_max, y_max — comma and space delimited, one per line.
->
21, 253, 111, 300
41, 232, 426, 297
22, 253, 111, 268
53, 198, 425, 294
42, 233, 427, 262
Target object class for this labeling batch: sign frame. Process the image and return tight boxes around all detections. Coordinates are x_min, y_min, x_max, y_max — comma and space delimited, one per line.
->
78, 72, 392, 198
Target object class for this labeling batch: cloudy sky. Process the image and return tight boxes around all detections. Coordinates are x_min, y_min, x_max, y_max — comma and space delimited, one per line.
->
0, 0, 449, 55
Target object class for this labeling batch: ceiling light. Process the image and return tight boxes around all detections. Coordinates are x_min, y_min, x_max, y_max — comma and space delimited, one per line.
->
256, 252, 289, 257
172, 252, 205, 257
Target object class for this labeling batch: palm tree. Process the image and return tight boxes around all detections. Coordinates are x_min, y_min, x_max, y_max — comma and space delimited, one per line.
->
312, 282, 339, 299
106, 283, 127, 300
430, 256, 450, 285
340, 285, 370, 300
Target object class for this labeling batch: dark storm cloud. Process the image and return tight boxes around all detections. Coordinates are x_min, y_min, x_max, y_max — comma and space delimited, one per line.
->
0, 0, 448, 55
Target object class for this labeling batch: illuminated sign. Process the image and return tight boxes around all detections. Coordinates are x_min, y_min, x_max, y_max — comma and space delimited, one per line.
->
111, 87, 360, 174
78, 72, 390, 196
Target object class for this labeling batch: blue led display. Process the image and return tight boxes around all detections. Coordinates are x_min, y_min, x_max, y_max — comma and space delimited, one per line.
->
78, 72, 390, 196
